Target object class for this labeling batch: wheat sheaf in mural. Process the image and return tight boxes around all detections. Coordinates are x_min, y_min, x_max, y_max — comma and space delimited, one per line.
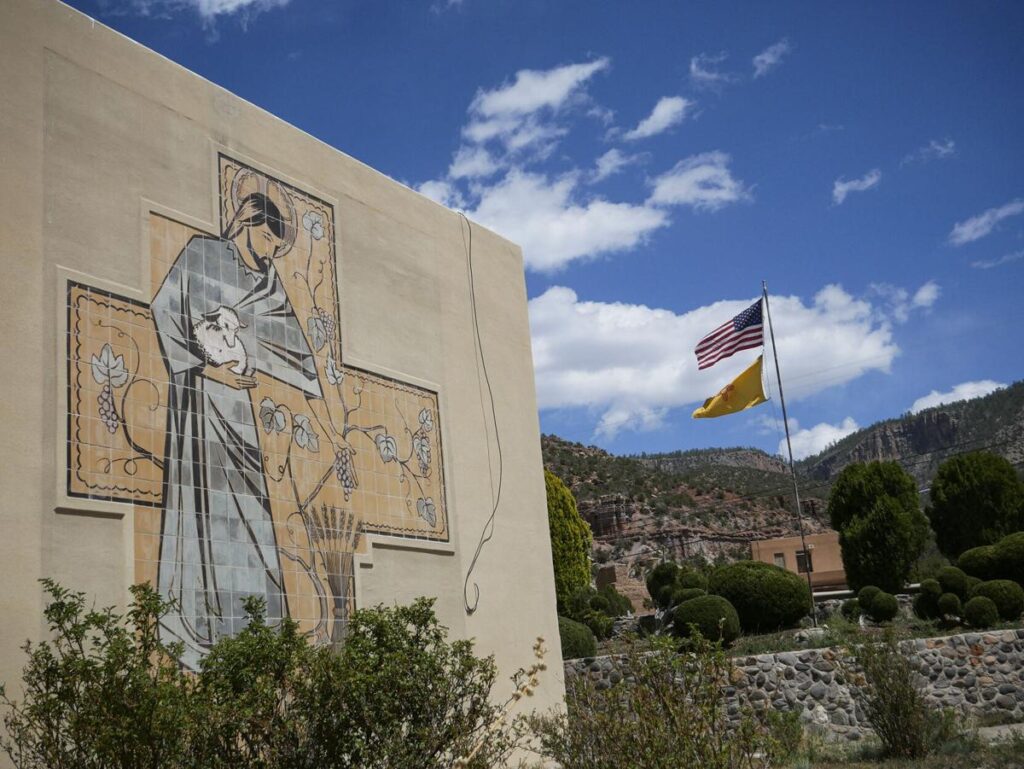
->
67, 155, 448, 668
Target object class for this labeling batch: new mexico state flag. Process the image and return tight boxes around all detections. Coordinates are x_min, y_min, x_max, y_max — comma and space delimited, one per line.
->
692, 355, 768, 419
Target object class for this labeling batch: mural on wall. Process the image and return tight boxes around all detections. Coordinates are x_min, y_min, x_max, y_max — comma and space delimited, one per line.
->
67, 155, 448, 667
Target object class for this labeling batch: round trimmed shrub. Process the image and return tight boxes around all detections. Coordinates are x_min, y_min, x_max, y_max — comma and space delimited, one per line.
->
971, 580, 1024, 622
994, 533, 1024, 585
963, 596, 1000, 629
966, 576, 982, 597
914, 579, 942, 620
588, 593, 611, 614
670, 587, 706, 607
937, 592, 962, 618
676, 568, 708, 592
558, 615, 596, 660
867, 591, 899, 622
858, 585, 882, 607
672, 595, 740, 644
708, 561, 811, 632
646, 562, 679, 609
958, 545, 997, 581
937, 566, 969, 600
840, 598, 861, 620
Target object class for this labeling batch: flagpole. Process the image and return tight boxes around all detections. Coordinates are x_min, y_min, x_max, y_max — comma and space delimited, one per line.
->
762, 280, 817, 627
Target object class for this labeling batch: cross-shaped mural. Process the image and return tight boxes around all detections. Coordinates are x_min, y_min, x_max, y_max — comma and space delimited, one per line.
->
66, 155, 448, 668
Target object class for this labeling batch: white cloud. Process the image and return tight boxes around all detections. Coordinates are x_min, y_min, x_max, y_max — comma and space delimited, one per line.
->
690, 52, 734, 90
752, 39, 791, 78
868, 280, 940, 323
909, 380, 1006, 414
591, 149, 640, 183
971, 249, 1024, 269
119, 0, 289, 22
470, 58, 610, 120
448, 146, 501, 180
648, 151, 750, 211
623, 96, 694, 141
785, 418, 859, 460
467, 170, 669, 272
416, 179, 462, 208
901, 137, 955, 165
832, 168, 882, 205
529, 283, 906, 439
949, 198, 1024, 246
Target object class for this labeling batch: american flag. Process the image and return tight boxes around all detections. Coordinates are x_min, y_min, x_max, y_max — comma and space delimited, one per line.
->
694, 299, 764, 370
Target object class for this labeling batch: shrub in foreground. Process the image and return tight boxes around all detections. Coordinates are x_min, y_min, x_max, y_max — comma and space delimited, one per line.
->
671, 595, 740, 645
530, 635, 785, 769
970, 580, 1024, 622
994, 532, 1024, 585
558, 615, 597, 660
707, 561, 810, 632
858, 585, 882, 607
937, 566, 969, 600
913, 579, 942, 620
841, 598, 861, 620
670, 587, 706, 606
958, 545, 998, 581
866, 591, 899, 623
1, 581, 534, 769
963, 596, 1000, 629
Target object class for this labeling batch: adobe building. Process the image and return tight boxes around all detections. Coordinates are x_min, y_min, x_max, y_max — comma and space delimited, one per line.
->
750, 531, 847, 591
0, 0, 562, 717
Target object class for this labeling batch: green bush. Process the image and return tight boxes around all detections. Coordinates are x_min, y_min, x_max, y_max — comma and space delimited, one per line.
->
676, 568, 708, 592
937, 592, 962, 618
913, 579, 942, 620
993, 532, 1024, 585
707, 561, 810, 632
597, 584, 633, 617
867, 591, 899, 622
829, 462, 929, 593
971, 580, 1024, 622
958, 545, 998, 580
841, 598, 861, 620
858, 585, 882, 607
963, 596, 1000, 629
646, 562, 680, 609
965, 576, 982, 597
671, 596, 740, 645
937, 566, 969, 600
546, 470, 593, 613
927, 452, 1024, 558
670, 587, 706, 607
558, 615, 597, 659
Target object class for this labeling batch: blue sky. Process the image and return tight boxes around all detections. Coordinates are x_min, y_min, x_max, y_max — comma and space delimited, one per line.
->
69, 0, 1024, 458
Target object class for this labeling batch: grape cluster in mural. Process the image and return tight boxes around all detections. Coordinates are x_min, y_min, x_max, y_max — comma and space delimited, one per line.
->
66, 155, 448, 667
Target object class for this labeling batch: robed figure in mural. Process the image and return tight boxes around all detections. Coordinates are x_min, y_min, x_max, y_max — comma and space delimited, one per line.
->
152, 187, 322, 667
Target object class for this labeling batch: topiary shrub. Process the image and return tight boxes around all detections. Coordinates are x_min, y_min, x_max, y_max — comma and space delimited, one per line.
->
858, 585, 882, 607
672, 595, 740, 645
913, 579, 942, 620
971, 580, 1024, 622
841, 598, 861, 620
707, 561, 810, 632
676, 568, 708, 592
937, 566, 969, 600
597, 584, 633, 617
963, 596, 999, 629
646, 562, 680, 610
867, 591, 899, 623
965, 576, 982, 598
958, 545, 998, 581
937, 592, 962, 619
670, 587, 706, 607
546, 471, 593, 613
993, 532, 1024, 585
558, 615, 597, 659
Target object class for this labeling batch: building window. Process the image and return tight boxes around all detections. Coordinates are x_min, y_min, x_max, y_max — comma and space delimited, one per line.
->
796, 549, 814, 574
773, 553, 786, 569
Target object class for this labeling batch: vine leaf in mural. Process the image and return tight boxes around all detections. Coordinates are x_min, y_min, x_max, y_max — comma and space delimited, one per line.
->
418, 408, 434, 433
375, 434, 398, 464
259, 397, 288, 434
292, 414, 320, 453
325, 354, 343, 386
302, 210, 324, 241
91, 343, 130, 434
413, 433, 431, 475
417, 497, 437, 527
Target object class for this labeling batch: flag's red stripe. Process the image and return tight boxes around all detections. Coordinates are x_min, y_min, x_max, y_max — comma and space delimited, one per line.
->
696, 330, 764, 368
694, 321, 733, 353
696, 326, 764, 364
697, 323, 764, 359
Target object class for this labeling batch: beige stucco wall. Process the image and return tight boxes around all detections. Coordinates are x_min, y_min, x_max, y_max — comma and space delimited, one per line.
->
0, 0, 563, 731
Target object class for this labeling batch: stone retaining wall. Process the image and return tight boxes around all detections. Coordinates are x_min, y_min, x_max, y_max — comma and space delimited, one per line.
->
564, 628, 1024, 741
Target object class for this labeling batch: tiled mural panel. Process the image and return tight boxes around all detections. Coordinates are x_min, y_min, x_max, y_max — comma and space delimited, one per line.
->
66, 155, 448, 667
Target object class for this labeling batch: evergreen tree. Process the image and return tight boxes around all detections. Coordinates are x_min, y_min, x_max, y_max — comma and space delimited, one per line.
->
545, 470, 593, 613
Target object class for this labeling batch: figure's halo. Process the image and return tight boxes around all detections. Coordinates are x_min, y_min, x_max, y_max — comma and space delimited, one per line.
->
229, 168, 298, 259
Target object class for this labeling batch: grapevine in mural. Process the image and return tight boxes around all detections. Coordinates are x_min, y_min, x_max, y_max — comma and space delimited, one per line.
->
67, 155, 448, 667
